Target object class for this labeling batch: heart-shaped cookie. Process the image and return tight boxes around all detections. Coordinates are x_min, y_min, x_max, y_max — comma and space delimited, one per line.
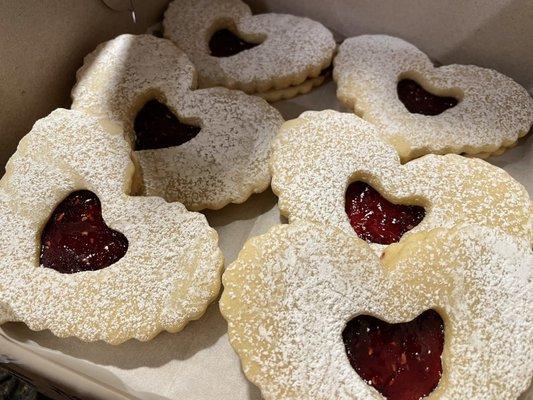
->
270, 110, 532, 253
220, 222, 532, 399
163, 0, 336, 101
71, 34, 284, 211
333, 35, 533, 161
0, 109, 223, 344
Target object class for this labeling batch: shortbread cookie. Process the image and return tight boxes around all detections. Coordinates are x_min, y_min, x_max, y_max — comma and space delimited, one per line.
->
270, 110, 532, 253
163, 0, 336, 100
0, 109, 223, 344
221, 222, 533, 399
333, 35, 533, 161
72, 34, 283, 211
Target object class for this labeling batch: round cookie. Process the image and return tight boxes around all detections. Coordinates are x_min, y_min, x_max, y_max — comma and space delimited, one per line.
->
220, 222, 533, 399
72, 34, 284, 211
333, 35, 533, 161
0, 109, 224, 344
270, 110, 532, 253
163, 0, 336, 100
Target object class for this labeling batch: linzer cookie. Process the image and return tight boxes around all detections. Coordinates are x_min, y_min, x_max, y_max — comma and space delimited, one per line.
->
0, 109, 223, 344
333, 35, 533, 161
163, 0, 336, 101
270, 111, 532, 253
220, 222, 533, 399
72, 34, 283, 211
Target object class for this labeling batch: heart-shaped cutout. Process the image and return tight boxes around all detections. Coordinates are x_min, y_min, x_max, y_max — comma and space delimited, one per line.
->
345, 181, 425, 244
343, 310, 444, 400
40, 190, 128, 274
209, 28, 261, 57
134, 99, 201, 150
397, 79, 458, 116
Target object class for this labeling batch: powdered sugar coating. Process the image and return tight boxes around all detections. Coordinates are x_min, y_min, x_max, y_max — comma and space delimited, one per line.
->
0, 109, 224, 344
333, 35, 533, 161
271, 110, 532, 253
163, 0, 336, 97
72, 34, 283, 211
220, 222, 533, 399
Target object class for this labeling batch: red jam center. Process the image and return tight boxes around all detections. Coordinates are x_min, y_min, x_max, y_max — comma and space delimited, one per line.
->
40, 190, 128, 274
397, 79, 458, 115
343, 310, 444, 400
209, 28, 260, 57
134, 99, 201, 150
345, 182, 425, 245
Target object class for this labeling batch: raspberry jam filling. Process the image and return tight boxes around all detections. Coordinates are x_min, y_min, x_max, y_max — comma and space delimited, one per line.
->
40, 190, 128, 274
397, 79, 458, 115
345, 181, 425, 245
134, 99, 201, 150
209, 28, 260, 57
343, 310, 444, 400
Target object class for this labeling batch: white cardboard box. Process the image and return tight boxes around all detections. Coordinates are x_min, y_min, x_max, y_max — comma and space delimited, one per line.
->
0, 1, 531, 399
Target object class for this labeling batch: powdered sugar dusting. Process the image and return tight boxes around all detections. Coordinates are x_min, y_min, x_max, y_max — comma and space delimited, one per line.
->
0, 109, 223, 344
333, 35, 533, 160
163, 0, 336, 95
72, 34, 283, 211
270, 110, 532, 254
220, 222, 533, 399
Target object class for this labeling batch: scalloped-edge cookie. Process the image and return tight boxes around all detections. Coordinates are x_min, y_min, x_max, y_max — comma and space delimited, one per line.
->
163, 0, 336, 100
270, 110, 532, 253
221, 222, 533, 399
0, 109, 224, 344
72, 34, 284, 211
333, 35, 533, 161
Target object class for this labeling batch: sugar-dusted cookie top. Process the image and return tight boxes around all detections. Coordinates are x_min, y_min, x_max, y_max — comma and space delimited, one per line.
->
163, 0, 336, 100
333, 35, 533, 161
72, 34, 283, 211
0, 109, 223, 344
270, 110, 532, 253
221, 222, 533, 399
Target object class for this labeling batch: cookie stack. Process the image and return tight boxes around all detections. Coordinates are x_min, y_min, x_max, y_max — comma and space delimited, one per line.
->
223, 110, 532, 399
0, 0, 531, 398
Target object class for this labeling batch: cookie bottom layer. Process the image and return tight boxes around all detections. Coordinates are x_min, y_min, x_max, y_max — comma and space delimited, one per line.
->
469, 141, 519, 159
257, 74, 326, 102
388, 129, 528, 162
